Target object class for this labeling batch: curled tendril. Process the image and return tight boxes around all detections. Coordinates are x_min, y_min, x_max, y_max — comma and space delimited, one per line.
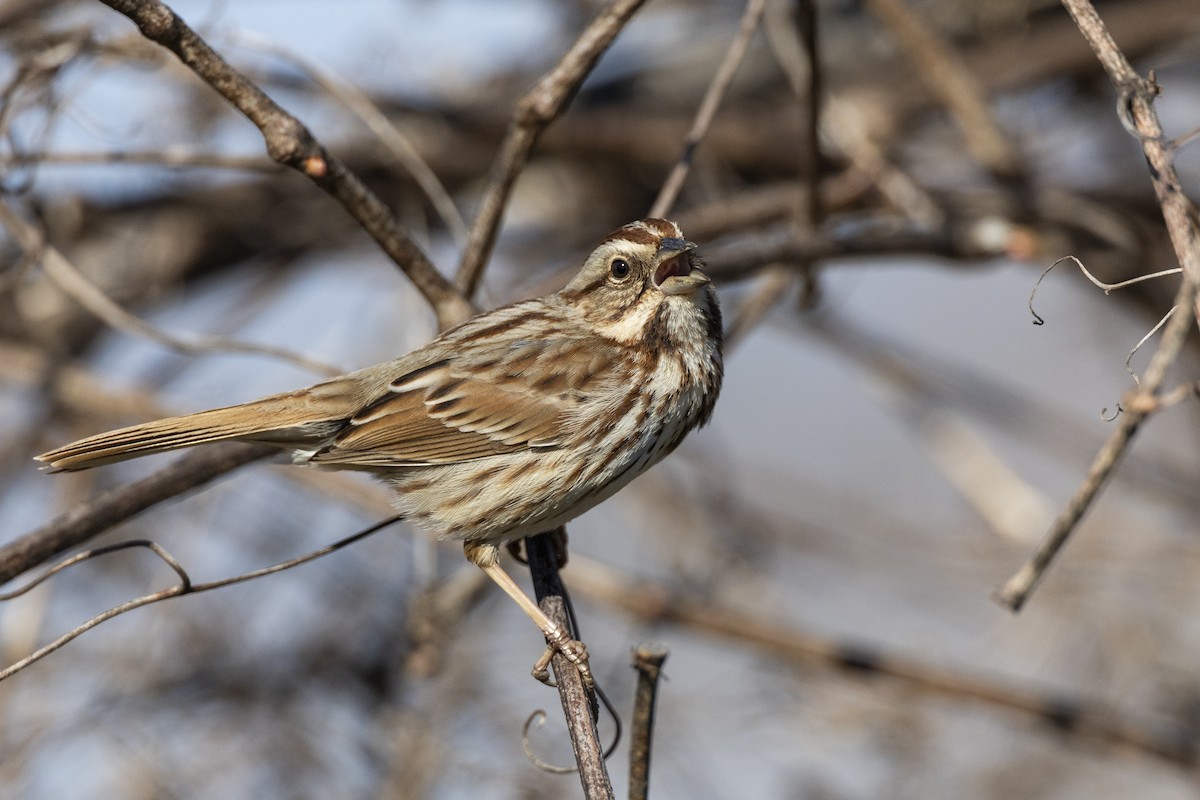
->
1115, 75, 1164, 145
1100, 404, 1123, 422
1029, 255, 1181, 326
521, 711, 578, 774
1125, 306, 1178, 386
520, 682, 623, 774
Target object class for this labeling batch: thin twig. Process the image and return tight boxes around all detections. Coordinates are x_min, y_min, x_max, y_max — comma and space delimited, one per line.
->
96, 0, 473, 329
628, 643, 668, 800
454, 0, 649, 298
1170, 122, 1200, 152
726, 0, 824, 349
1124, 306, 1177, 385
2, 149, 279, 170
0, 517, 400, 681
995, 0, 1200, 610
0, 200, 344, 376
1150, 380, 1200, 412
648, 0, 768, 219
795, 0, 823, 230
763, 0, 945, 228
230, 30, 468, 244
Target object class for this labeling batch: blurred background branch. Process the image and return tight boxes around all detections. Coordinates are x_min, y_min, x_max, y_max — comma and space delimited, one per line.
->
1, 0, 1199, 797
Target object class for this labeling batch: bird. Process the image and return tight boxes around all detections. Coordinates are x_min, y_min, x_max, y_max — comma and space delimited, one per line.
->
37, 218, 724, 686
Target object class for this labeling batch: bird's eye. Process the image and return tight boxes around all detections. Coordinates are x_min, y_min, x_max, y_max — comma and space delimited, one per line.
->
609, 258, 631, 280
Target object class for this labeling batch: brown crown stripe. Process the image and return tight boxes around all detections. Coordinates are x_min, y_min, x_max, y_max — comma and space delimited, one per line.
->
600, 218, 684, 247
601, 225, 659, 246
640, 218, 682, 238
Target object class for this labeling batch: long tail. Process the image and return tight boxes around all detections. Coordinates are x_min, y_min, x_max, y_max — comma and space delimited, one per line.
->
36, 393, 347, 472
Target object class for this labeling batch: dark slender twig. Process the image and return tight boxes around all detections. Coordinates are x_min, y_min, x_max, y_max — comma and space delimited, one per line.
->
994, 0, 1200, 610
725, 0, 820, 346
525, 529, 614, 800
95, 0, 473, 329
0, 443, 274, 586
628, 643, 668, 800
454, 0, 649, 298
795, 0, 823, 231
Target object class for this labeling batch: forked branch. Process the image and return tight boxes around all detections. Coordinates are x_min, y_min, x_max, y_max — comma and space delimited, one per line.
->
97, 0, 473, 329
995, 0, 1200, 610
454, 0, 649, 298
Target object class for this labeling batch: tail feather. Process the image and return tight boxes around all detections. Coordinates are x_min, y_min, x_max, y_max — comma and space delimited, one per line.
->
36, 395, 346, 471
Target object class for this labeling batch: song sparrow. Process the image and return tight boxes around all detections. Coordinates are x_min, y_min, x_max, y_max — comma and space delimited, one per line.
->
37, 218, 724, 686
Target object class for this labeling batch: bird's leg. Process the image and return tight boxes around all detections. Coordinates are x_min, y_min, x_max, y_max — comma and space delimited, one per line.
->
463, 541, 592, 688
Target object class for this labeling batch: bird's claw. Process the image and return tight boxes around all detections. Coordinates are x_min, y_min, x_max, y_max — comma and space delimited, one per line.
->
532, 635, 592, 689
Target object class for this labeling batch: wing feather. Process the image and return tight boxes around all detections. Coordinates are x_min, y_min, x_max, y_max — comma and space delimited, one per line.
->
309, 334, 612, 469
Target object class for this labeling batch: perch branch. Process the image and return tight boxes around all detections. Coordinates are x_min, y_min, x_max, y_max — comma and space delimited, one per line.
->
525, 530, 614, 799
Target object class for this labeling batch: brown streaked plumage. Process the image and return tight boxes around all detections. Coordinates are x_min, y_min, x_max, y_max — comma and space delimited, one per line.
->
36, 218, 723, 686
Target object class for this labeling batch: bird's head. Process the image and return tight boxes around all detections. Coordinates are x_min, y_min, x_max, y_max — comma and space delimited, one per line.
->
561, 219, 721, 348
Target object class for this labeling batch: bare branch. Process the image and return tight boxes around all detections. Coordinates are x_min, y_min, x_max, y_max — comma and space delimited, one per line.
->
995, 0, 1200, 610
648, 0, 768, 219
95, 0, 473, 329
702, 219, 1004, 282
568, 557, 1196, 767
454, 0, 649, 298
724, 0, 824, 349
628, 643, 668, 800
230, 29, 469, 245
0, 443, 273, 586
1124, 305, 1177, 385
0, 517, 399, 681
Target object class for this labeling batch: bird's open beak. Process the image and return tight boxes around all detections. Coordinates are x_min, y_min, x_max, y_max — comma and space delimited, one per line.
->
654, 238, 709, 296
